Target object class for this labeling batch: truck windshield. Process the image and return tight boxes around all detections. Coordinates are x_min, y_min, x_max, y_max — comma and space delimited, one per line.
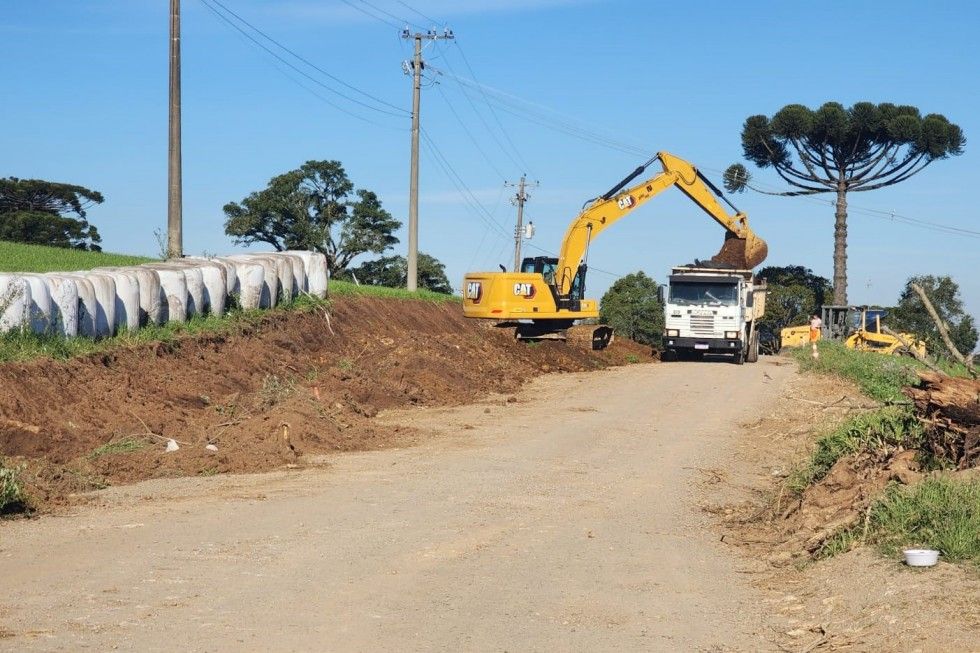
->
669, 282, 738, 305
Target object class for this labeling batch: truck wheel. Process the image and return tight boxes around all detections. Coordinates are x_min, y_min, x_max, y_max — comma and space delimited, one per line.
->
746, 331, 760, 363
733, 349, 745, 365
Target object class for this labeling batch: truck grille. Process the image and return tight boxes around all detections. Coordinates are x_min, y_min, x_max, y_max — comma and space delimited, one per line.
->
690, 315, 715, 336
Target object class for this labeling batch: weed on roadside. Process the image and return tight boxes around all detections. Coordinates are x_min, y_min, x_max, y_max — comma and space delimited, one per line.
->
625, 354, 641, 364
788, 406, 924, 493
791, 341, 922, 403
867, 476, 980, 565
260, 374, 296, 407
90, 436, 148, 459
0, 459, 27, 514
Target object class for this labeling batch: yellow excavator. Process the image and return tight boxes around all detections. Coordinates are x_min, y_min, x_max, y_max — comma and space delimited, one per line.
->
461, 151, 768, 340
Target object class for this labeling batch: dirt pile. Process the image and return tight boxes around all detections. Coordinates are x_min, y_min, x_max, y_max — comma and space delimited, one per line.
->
0, 296, 650, 510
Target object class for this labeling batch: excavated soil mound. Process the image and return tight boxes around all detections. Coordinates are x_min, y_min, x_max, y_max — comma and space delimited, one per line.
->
0, 296, 650, 511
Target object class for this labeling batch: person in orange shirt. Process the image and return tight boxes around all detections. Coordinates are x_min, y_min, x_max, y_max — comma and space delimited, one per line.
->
809, 314, 823, 343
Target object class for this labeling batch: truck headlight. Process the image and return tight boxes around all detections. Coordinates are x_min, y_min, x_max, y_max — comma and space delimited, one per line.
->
666, 329, 679, 337
725, 331, 739, 339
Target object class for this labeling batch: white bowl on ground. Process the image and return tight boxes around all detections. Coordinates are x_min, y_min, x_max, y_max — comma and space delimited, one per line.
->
903, 549, 940, 567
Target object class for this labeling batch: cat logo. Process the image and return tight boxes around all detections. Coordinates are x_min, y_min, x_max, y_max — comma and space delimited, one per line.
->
616, 194, 636, 210
513, 282, 536, 298
465, 281, 482, 302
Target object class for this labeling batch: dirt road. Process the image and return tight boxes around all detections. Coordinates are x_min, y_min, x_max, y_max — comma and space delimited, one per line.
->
0, 358, 792, 652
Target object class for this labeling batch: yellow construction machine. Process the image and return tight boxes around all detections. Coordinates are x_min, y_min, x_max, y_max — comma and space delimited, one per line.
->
846, 307, 927, 357
461, 152, 768, 340
780, 306, 926, 357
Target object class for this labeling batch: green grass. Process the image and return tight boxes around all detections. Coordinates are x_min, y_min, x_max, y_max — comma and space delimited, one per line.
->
0, 294, 329, 363
791, 339, 973, 401
328, 279, 458, 303
0, 459, 26, 514
788, 406, 923, 493
0, 240, 153, 273
90, 436, 148, 458
866, 477, 980, 565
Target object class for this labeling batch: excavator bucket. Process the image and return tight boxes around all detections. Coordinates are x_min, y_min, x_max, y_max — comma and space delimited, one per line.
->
710, 232, 769, 269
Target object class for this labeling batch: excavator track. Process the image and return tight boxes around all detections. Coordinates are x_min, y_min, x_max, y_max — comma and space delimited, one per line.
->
498, 322, 615, 350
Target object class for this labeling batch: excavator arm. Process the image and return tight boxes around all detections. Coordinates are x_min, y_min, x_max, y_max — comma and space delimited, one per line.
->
552, 151, 768, 296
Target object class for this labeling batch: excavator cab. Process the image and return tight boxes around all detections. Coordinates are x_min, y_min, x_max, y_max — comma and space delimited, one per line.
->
520, 256, 587, 303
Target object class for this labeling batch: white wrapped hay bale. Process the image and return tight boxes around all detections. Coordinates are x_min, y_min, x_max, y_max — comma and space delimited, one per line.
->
39, 275, 80, 337
142, 265, 188, 324
85, 273, 118, 337
187, 257, 237, 298
94, 268, 142, 332
128, 267, 164, 326
21, 275, 53, 334
227, 255, 279, 308
175, 260, 227, 316
61, 273, 115, 337
274, 252, 306, 295
0, 274, 31, 333
66, 275, 99, 337
215, 258, 263, 310
286, 250, 328, 298
145, 264, 203, 318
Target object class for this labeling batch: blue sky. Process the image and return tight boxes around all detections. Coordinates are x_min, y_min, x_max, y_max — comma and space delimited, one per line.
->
3, 0, 979, 319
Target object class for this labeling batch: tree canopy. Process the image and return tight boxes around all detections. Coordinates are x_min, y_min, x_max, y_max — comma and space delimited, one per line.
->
223, 160, 401, 276
889, 275, 977, 358
599, 271, 664, 347
340, 252, 453, 294
0, 177, 103, 250
724, 102, 964, 304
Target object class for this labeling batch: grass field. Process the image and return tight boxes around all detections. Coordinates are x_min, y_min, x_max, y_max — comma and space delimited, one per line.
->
0, 240, 153, 273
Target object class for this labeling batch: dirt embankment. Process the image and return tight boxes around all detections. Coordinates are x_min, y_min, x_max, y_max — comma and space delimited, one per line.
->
0, 296, 649, 511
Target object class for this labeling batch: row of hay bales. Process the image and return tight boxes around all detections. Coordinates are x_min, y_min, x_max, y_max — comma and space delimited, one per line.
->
0, 251, 327, 338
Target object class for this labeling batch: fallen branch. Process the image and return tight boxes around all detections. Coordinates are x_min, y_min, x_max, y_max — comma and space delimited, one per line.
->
911, 283, 976, 377
880, 325, 944, 374
130, 412, 192, 446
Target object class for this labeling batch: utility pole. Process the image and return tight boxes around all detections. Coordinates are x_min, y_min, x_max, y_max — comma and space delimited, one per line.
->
401, 27, 453, 290
168, 0, 182, 258
507, 175, 538, 271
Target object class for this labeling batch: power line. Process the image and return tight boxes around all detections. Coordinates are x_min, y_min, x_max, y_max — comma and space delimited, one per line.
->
434, 83, 508, 181
201, 0, 408, 117
394, 0, 441, 27
453, 42, 534, 176
338, 0, 403, 29
430, 57, 528, 176
437, 65, 977, 241
420, 128, 512, 240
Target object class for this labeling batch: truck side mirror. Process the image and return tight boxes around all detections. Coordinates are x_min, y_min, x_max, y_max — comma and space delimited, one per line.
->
658, 284, 666, 304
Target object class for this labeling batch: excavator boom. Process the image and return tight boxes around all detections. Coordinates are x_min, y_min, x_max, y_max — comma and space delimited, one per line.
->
552, 151, 766, 295
461, 151, 768, 338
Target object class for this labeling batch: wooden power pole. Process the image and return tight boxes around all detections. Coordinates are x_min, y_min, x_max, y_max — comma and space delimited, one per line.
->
168, 0, 183, 258
401, 28, 453, 290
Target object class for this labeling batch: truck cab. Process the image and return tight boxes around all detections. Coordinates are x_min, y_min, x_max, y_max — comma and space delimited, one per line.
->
662, 266, 765, 363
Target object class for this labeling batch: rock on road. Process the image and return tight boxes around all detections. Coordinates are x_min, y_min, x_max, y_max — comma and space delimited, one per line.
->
0, 358, 794, 652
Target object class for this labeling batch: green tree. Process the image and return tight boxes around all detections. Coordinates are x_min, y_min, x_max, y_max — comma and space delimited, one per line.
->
341, 252, 453, 294
0, 177, 103, 250
756, 265, 831, 331
223, 160, 401, 276
724, 102, 964, 304
889, 275, 978, 357
599, 271, 664, 346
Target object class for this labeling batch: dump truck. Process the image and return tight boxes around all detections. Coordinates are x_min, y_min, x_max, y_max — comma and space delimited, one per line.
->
662, 266, 767, 364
